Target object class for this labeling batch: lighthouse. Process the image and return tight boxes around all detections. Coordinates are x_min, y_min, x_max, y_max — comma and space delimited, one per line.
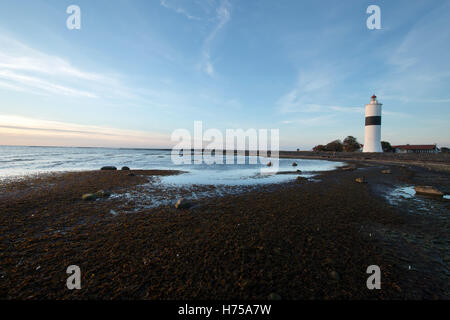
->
363, 94, 383, 153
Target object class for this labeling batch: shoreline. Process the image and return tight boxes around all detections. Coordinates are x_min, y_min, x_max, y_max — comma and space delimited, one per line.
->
0, 161, 449, 299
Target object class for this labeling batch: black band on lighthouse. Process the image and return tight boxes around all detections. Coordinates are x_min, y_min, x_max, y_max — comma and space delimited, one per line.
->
365, 116, 381, 126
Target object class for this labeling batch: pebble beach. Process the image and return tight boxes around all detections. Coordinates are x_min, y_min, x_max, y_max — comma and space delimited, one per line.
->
1, 157, 448, 300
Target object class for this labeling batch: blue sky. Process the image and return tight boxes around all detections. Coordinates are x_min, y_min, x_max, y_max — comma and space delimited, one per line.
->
0, 0, 449, 149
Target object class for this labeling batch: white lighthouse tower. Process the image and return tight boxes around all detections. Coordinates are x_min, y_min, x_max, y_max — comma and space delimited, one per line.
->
363, 94, 383, 153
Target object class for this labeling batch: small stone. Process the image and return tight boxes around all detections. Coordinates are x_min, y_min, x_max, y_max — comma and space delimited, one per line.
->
94, 190, 111, 198
267, 161, 272, 167
101, 166, 117, 171
268, 293, 281, 300
355, 177, 366, 184
175, 198, 192, 209
121, 166, 130, 170
414, 186, 443, 197
329, 270, 340, 281
292, 162, 298, 167
82, 193, 97, 201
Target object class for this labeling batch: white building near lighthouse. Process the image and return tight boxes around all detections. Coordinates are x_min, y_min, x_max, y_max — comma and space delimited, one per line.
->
363, 94, 383, 153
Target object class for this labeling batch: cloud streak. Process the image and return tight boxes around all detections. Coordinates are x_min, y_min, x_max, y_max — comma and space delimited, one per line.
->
160, 0, 201, 20
0, 114, 171, 148
0, 35, 136, 100
201, 0, 231, 76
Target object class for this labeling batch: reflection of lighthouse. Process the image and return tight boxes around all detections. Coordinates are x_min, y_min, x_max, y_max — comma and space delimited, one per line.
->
363, 94, 383, 153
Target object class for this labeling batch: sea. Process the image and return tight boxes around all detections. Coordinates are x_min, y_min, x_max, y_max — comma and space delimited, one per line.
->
0, 146, 344, 185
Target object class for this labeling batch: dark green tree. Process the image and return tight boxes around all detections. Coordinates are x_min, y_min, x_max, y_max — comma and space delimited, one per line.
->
325, 140, 343, 152
381, 141, 393, 152
343, 136, 361, 152
312, 144, 326, 152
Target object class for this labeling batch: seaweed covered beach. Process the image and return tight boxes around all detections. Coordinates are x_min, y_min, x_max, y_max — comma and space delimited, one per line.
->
0, 163, 449, 299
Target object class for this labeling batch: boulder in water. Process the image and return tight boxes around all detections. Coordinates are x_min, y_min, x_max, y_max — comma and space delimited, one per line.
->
101, 166, 117, 171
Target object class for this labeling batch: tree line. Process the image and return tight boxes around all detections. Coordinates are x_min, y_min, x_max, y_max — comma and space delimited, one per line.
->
312, 136, 393, 152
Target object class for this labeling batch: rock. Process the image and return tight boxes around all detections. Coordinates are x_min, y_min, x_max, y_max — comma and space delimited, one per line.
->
355, 177, 366, 184
175, 198, 192, 209
121, 166, 130, 170
292, 162, 298, 167
381, 169, 392, 174
101, 166, 117, 171
329, 270, 340, 281
414, 186, 443, 197
95, 190, 111, 198
296, 169, 302, 173
266, 161, 272, 167
82, 193, 97, 201
268, 293, 281, 300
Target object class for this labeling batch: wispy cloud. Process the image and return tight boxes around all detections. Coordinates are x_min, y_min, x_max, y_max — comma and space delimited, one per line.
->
201, 0, 231, 76
160, 0, 201, 20
0, 114, 171, 148
377, 1, 450, 103
281, 115, 336, 126
276, 67, 346, 114
0, 35, 135, 100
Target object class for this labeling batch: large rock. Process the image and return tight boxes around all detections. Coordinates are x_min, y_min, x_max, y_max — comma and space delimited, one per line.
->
82, 193, 97, 201
101, 166, 117, 171
175, 198, 192, 209
121, 166, 130, 171
414, 186, 443, 197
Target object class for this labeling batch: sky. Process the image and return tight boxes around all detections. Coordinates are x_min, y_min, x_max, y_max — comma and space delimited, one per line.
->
0, 0, 449, 150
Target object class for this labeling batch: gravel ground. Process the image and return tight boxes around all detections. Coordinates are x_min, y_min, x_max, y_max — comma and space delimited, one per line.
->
0, 164, 448, 299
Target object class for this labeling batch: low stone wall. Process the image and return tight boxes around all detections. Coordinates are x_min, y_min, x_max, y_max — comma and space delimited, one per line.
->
281, 151, 450, 163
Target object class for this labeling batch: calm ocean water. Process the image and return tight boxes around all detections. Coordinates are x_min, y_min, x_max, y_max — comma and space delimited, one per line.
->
0, 146, 343, 185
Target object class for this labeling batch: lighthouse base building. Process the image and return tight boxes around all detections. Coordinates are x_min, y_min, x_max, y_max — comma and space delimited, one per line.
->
363, 95, 383, 153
